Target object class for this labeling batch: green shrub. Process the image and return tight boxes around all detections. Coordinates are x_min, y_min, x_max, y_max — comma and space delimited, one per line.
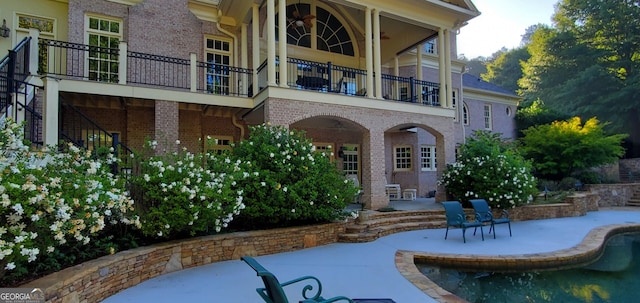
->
128, 140, 249, 239
229, 123, 358, 229
438, 131, 538, 209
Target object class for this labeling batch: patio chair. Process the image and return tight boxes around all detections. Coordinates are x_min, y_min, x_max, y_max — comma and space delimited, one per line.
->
242, 256, 396, 303
346, 174, 363, 204
469, 199, 512, 238
441, 201, 484, 243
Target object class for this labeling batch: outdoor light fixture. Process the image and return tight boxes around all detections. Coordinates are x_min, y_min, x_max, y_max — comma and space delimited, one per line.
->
0, 19, 10, 38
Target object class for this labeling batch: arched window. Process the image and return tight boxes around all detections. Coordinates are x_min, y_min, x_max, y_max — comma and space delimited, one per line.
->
277, 3, 354, 56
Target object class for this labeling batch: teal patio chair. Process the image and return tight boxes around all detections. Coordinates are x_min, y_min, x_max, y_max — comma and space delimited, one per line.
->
242, 256, 354, 303
469, 199, 512, 238
441, 201, 484, 243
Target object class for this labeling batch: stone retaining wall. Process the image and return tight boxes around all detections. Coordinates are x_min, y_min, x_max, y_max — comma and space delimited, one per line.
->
587, 183, 640, 207
22, 222, 346, 303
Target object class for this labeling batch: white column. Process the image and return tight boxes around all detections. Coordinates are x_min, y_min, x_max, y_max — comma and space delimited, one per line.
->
241, 23, 248, 94
365, 7, 373, 98
416, 43, 423, 80
28, 29, 40, 75
444, 29, 453, 108
373, 9, 382, 99
252, 3, 260, 95
438, 28, 446, 107
394, 56, 399, 100
278, 0, 288, 88
267, 0, 277, 86
190, 53, 197, 92
42, 76, 60, 146
118, 42, 128, 85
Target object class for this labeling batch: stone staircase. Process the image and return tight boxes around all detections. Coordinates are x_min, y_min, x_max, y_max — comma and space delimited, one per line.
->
338, 209, 447, 243
627, 189, 640, 207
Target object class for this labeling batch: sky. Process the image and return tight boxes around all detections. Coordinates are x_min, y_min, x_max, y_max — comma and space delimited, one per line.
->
457, 0, 559, 59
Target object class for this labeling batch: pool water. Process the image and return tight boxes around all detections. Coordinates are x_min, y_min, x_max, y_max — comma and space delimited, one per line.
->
418, 233, 640, 303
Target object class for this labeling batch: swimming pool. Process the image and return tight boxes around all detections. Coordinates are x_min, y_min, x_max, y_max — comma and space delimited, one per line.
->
417, 233, 640, 303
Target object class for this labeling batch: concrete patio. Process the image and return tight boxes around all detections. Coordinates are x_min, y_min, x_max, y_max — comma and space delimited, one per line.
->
102, 207, 640, 303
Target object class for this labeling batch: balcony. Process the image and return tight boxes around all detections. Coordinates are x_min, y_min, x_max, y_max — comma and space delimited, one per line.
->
38, 38, 441, 107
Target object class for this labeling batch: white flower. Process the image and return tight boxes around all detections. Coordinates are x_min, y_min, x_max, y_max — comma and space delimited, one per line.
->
175, 140, 181, 145
5, 262, 15, 270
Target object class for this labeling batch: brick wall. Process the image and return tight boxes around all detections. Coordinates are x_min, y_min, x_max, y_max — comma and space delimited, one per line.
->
22, 222, 347, 303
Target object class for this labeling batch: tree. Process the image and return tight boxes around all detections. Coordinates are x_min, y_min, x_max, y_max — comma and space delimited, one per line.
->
482, 47, 530, 93
520, 0, 640, 157
515, 99, 569, 137
519, 117, 627, 180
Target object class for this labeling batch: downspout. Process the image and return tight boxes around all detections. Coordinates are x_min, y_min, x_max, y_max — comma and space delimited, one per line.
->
215, 10, 238, 68
215, 11, 244, 138
460, 67, 466, 145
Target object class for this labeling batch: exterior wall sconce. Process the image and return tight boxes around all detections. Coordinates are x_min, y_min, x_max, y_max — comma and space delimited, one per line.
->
338, 146, 345, 158
1, 19, 10, 38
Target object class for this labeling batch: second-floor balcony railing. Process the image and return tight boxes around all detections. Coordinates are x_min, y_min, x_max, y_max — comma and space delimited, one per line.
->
38, 39, 441, 107
40, 39, 253, 97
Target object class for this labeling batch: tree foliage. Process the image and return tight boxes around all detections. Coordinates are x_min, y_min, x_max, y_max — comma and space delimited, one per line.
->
519, 117, 627, 180
520, 0, 640, 156
515, 99, 570, 137
482, 47, 530, 93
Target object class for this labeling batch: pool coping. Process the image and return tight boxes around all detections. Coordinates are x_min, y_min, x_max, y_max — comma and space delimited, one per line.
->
395, 223, 640, 303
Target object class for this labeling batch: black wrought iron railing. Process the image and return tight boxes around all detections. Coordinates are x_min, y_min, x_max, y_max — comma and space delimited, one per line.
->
381, 74, 440, 105
1, 36, 32, 111
59, 99, 134, 171
127, 51, 190, 89
196, 60, 253, 97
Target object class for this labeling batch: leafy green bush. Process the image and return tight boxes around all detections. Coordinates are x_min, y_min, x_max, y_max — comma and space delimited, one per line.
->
229, 123, 358, 229
0, 119, 140, 284
438, 131, 538, 209
520, 117, 627, 180
128, 140, 249, 239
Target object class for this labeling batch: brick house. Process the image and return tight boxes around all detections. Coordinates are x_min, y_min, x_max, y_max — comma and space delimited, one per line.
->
0, 0, 519, 210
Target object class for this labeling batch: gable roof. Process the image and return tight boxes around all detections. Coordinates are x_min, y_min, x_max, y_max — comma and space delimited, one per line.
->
462, 73, 517, 97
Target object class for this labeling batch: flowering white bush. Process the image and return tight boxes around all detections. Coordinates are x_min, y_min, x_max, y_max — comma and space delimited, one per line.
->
0, 119, 140, 277
229, 123, 359, 229
439, 131, 537, 209
129, 139, 250, 239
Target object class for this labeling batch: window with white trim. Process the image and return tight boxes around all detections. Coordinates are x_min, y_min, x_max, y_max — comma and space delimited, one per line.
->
205, 37, 232, 95
394, 145, 412, 171
424, 39, 437, 54
420, 145, 436, 171
463, 103, 469, 125
451, 89, 459, 121
341, 144, 359, 176
205, 135, 233, 154
86, 15, 122, 82
484, 104, 492, 130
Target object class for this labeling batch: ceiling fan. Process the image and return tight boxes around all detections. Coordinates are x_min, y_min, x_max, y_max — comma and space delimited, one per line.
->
288, 2, 316, 29
380, 32, 390, 40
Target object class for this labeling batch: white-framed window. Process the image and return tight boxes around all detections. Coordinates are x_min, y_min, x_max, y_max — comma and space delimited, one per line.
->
341, 144, 359, 176
420, 145, 436, 171
424, 39, 437, 54
484, 104, 492, 130
393, 145, 412, 171
451, 89, 459, 121
85, 14, 122, 83
313, 142, 335, 162
205, 37, 232, 95
205, 135, 233, 154
463, 103, 469, 125
506, 106, 512, 116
